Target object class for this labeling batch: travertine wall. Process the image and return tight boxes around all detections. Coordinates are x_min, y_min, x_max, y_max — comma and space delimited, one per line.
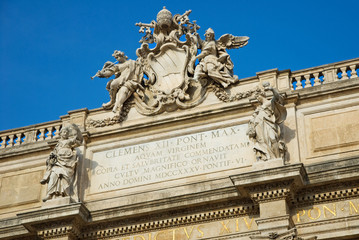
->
0, 58, 358, 240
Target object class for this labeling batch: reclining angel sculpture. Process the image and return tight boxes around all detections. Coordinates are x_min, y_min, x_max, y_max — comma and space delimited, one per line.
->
192, 28, 249, 88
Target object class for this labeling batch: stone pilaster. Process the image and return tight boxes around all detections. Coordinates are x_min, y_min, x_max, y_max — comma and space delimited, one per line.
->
230, 163, 307, 237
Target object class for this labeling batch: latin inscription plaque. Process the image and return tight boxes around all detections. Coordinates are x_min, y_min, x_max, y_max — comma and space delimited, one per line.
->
90, 124, 254, 194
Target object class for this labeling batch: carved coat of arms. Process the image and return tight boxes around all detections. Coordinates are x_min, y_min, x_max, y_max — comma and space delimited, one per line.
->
89, 7, 249, 126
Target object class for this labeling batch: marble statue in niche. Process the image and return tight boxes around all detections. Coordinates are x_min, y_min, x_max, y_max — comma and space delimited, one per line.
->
247, 82, 287, 161
40, 123, 83, 202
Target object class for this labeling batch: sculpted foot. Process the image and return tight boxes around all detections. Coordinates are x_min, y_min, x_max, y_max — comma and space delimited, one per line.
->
102, 102, 114, 109
42, 195, 52, 202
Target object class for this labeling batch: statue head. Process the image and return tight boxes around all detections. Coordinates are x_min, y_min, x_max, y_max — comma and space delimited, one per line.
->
112, 50, 128, 63
262, 81, 271, 91
157, 7, 173, 29
58, 124, 84, 144
204, 28, 215, 41
59, 127, 70, 139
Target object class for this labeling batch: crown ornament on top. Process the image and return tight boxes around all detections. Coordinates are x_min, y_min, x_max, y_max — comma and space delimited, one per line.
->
90, 7, 249, 126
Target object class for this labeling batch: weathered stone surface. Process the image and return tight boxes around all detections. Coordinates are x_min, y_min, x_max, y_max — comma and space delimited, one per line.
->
0, 7, 359, 240
88, 124, 254, 194
0, 171, 42, 208
40, 123, 83, 203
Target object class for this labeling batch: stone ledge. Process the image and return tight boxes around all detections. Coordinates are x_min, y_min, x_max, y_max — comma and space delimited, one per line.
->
17, 202, 90, 231
291, 77, 359, 100
230, 163, 307, 190
0, 224, 30, 240
89, 185, 239, 222
305, 156, 359, 184
0, 141, 52, 160
87, 100, 254, 138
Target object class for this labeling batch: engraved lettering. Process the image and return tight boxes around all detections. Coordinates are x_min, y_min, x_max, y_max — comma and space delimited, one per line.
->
308, 207, 321, 220
219, 221, 231, 234
172, 228, 180, 240
155, 230, 166, 240
243, 217, 254, 230
197, 225, 204, 238
183, 226, 194, 239
349, 201, 359, 215
296, 209, 305, 223
323, 204, 336, 218
91, 125, 252, 193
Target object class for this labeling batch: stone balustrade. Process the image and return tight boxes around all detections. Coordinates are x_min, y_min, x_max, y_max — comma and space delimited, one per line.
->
1, 58, 358, 150
0, 120, 62, 149
291, 58, 359, 90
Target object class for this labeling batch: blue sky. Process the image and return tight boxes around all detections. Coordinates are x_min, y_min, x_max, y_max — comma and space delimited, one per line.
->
1, 0, 358, 131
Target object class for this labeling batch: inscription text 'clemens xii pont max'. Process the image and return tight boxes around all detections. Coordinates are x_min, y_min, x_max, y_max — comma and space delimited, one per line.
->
90, 125, 253, 194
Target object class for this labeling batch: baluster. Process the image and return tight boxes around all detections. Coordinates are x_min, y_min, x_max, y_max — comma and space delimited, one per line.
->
295, 76, 303, 89
38, 129, 45, 141
8, 135, 15, 147
47, 127, 54, 139
313, 72, 321, 86
0, 136, 5, 149
14, 133, 21, 146
350, 65, 358, 78
303, 74, 310, 88
54, 125, 61, 137
340, 67, 349, 80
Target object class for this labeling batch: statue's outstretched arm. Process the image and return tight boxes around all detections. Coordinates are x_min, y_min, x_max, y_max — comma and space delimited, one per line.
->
269, 87, 283, 104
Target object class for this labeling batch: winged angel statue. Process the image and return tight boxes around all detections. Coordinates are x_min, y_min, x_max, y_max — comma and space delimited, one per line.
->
91, 7, 249, 122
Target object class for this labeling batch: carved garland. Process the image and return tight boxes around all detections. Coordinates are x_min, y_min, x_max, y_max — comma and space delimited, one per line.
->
86, 102, 132, 128
212, 84, 261, 102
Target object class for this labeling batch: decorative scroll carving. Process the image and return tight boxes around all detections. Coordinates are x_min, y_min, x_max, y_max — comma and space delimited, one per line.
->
40, 123, 83, 202
90, 7, 249, 125
247, 82, 287, 161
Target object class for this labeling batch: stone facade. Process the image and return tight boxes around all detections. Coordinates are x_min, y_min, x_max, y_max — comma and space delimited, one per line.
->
1, 8, 359, 240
